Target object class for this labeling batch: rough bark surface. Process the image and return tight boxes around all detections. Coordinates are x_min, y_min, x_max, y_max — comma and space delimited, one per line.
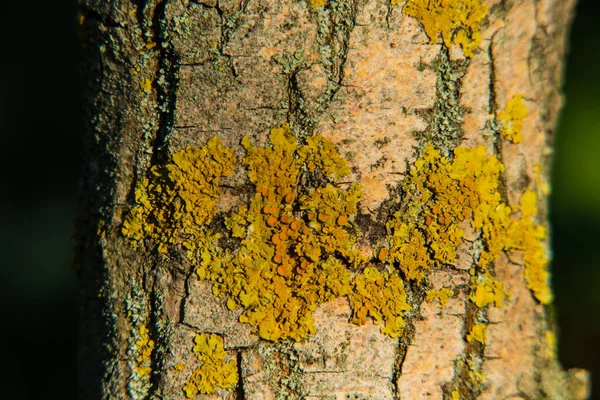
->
76, 0, 589, 399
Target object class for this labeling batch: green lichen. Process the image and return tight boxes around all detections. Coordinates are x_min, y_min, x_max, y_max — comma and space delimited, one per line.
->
402, 0, 488, 57
183, 333, 238, 397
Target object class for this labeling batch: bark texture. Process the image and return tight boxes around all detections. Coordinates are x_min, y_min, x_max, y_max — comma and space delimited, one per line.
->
76, 0, 589, 399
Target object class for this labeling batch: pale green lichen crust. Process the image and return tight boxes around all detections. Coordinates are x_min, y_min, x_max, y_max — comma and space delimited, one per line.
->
401, 0, 488, 57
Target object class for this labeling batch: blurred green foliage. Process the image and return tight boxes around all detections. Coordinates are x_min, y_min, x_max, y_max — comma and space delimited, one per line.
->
551, 1, 600, 394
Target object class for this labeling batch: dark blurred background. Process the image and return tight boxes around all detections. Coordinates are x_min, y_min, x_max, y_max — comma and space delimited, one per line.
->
0, 1, 597, 399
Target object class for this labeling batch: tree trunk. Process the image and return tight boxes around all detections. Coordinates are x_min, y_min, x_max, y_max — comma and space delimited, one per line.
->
76, 0, 589, 398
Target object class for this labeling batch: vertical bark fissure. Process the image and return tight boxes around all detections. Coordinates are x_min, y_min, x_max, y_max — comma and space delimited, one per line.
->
486, 37, 498, 117
448, 298, 488, 398
310, 0, 358, 133
216, 0, 249, 81
420, 47, 468, 155
236, 350, 246, 399
147, 273, 170, 398
149, 0, 180, 165
286, 66, 315, 137
390, 285, 425, 399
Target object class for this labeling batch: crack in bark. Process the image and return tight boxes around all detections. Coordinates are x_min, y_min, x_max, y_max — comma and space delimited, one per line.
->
418, 47, 469, 156
236, 350, 246, 399
314, 0, 358, 110
487, 36, 498, 116
147, 277, 168, 399
273, 0, 359, 141
390, 275, 429, 398
210, 0, 249, 82
149, 0, 180, 165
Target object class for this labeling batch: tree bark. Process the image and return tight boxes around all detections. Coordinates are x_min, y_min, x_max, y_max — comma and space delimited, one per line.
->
76, 0, 589, 399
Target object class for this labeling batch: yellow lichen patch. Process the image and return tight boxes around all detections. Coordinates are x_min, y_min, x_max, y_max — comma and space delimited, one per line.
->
174, 363, 185, 371
383, 143, 551, 306
124, 123, 410, 341
141, 78, 153, 93
299, 134, 351, 180
452, 388, 461, 400
403, 0, 488, 57
533, 162, 551, 196
348, 267, 411, 338
467, 359, 486, 384
470, 271, 504, 308
122, 137, 235, 257
509, 191, 552, 303
466, 323, 487, 344
385, 144, 504, 281
183, 333, 237, 397
545, 330, 557, 359
426, 287, 454, 308
197, 124, 409, 341
309, 0, 328, 8
134, 325, 155, 377
498, 94, 527, 143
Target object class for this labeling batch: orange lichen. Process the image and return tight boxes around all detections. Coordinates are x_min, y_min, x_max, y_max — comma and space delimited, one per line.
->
498, 94, 527, 143
123, 122, 551, 345
402, 0, 488, 57
183, 333, 237, 397
384, 144, 504, 281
